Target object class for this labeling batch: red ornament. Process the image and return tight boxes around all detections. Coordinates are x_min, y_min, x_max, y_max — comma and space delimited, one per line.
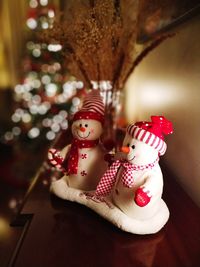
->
134, 187, 151, 207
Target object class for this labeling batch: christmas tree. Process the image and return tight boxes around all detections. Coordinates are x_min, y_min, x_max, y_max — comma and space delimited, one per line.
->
0, 0, 85, 185
2, 0, 85, 149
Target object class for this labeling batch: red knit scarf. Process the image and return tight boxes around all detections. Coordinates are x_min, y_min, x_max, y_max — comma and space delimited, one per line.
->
65, 138, 99, 175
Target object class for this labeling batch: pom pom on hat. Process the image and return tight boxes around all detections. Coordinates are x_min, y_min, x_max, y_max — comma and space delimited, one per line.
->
73, 90, 105, 124
127, 116, 173, 155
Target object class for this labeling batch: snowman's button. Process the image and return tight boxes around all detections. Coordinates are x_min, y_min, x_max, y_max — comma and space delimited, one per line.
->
81, 154, 87, 159
81, 170, 87, 176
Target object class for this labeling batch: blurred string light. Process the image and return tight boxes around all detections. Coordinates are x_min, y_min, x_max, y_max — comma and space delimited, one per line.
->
48, 9, 55, 18
29, 0, 38, 8
28, 127, 40, 138
45, 83, 57, 97
40, 0, 48, 6
27, 0, 53, 30
7, 79, 83, 141
26, 18, 38, 29
48, 44, 62, 52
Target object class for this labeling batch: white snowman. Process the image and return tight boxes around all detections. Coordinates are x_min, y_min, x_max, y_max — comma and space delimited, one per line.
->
88, 115, 173, 233
48, 90, 108, 197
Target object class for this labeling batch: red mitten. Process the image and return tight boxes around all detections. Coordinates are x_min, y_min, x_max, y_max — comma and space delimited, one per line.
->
48, 148, 64, 170
134, 187, 151, 207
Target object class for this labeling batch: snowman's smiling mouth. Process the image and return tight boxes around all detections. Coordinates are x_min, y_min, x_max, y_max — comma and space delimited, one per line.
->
128, 155, 135, 161
77, 131, 90, 139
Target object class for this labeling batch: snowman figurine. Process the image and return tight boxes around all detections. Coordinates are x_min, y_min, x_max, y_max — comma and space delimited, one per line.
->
83, 116, 173, 234
48, 90, 108, 198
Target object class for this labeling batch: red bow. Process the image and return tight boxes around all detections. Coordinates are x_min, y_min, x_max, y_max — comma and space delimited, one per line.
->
135, 115, 173, 140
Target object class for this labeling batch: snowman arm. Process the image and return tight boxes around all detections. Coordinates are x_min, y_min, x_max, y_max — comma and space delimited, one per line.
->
134, 171, 163, 207
59, 144, 71, 159
141, 171, 163, 196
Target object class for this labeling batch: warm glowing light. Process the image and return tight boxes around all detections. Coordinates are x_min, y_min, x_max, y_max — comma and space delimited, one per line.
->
72, 97, 80, 106
63, 82, 73, 92
32, 95, 41, 104
42, 118, 52, 127
137, 81, 180, 107
0, 217, 10, 239
16, 108, 24, 116
32, 48, 41, 57
45, 83, 57, 97
42, 75, 51, 84
26, 41, 35, 50
29, 105, 38, 114
41, 64, 49, 73
56, 94, 65, 103
26, 18, 37, 29
70, 106, 79, 114
47, 44, 62, 52
15, 85, 24, 94
12, 127, 21, 136
38, 104, 48, 115
46, 131, 56, 140
8, 198, 17, 209
22, 113, 32, 123
28, 127, 40, 138
29, 0, 38, 8
76, 81, 84, 89
60, 120, 68, 130
53, 115, 63, 124
51, 123, 60, 132
4, 132, 13, 141
11, 113, 21, 123
41, 21, 49, 29
59, 110, 68, 118
43, 101, 51, 110
32, 79, 41, 88
23, 92, 32, 101
54, 62, 61, 71
48, 10, 55, 18
40, 0, 48, 6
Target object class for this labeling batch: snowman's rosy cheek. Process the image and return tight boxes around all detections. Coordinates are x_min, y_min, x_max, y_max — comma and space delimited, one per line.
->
135, 153, 139, 157
90, 129, 95, 134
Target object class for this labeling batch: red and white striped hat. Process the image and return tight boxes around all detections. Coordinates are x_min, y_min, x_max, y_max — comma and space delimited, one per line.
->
126, 116, 173, 155
73, 90, 105, 124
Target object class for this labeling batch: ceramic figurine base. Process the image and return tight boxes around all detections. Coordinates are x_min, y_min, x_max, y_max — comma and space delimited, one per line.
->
50, 178, 169, 235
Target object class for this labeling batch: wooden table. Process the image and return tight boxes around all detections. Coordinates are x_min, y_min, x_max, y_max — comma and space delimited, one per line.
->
7, 163, 200, 267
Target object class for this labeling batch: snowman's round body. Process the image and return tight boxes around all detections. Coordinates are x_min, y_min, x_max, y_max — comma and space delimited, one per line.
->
56, 118, 108, 191
112, 164, 163, 220
111, 135, 164, 220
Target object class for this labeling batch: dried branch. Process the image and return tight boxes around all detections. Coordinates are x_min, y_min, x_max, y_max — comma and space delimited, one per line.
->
42, 0, 175, 90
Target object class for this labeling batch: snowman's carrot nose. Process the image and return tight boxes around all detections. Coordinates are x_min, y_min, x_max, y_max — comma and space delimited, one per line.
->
121, 146, 130, 153
80, 127, 86, 132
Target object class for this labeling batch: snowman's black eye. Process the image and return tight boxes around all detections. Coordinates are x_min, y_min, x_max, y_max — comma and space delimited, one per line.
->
131, 145, 135, 149
79, 124, 82, 127
127, 143, 130, 147
85, 124, 88, 127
